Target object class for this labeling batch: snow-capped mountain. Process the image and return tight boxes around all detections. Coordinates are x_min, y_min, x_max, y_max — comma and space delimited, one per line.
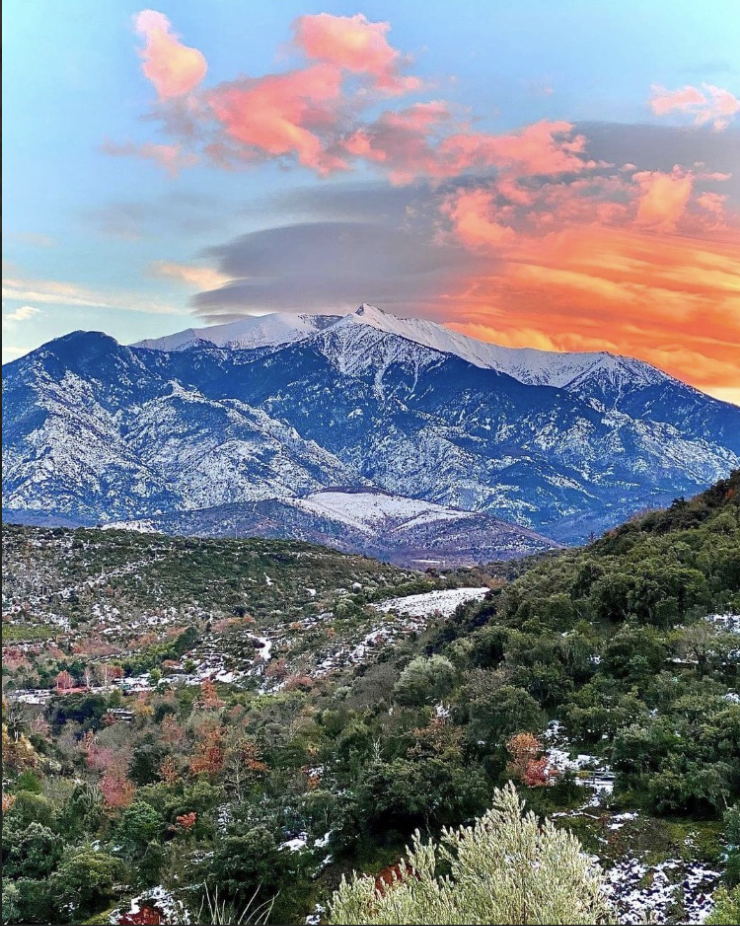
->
134, 304, 670, 406
3, 305, 739, 560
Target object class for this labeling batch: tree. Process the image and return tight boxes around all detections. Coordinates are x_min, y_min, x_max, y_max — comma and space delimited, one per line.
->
209, 826, 285, 904
329, 783, 614, 925
393, 656, 456, 707
465, 684, 543, 750
49, 848, 123, 922
3, 822, 63, 880
55, 670, 75, 693
100, 765, 135, 810
506, 733, 554, 787
116, 801, 164, 857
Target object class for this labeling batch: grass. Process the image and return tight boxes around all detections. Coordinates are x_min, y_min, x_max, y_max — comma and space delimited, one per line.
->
2, 623, 58, 642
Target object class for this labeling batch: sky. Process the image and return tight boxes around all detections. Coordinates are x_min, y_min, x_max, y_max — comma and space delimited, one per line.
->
2, 1, 739, 405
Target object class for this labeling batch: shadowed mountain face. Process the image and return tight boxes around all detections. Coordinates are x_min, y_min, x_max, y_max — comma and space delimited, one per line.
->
3, 306, 739, 561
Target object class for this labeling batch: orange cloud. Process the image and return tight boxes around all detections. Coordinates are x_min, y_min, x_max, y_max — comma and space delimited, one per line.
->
650, 83, 740, 130
148, 260, 232, 290
293, 13, 421, 95
440, 172, 740, 394
633, 168, 693, 232
207, 64, 348, 173
100, 139, 197, 176
135, 10, 207, 99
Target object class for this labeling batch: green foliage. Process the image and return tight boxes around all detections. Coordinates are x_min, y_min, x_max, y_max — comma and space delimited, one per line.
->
2, 472, 738, 923
707, 886, 740, 925
329, 783, 615, 925
393, 655, 455, 706
209, 826, 285, 902
48, 848, 123, 923
3, 823, 63, 880
723, 804, 740, 887
115, 801, 164, 856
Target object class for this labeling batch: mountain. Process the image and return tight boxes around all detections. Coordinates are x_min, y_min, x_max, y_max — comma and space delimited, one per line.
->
3, 305, 739, 559
102, 489, 557, 569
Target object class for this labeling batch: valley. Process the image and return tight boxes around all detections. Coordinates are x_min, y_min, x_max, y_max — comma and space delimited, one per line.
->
2, 473, 738, 924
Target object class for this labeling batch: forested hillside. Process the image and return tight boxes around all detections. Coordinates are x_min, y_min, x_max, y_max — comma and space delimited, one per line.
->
2, 473, 739, 924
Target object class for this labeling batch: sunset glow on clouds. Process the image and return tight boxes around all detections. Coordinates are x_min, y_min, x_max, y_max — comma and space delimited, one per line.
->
134, 10, 207, 99
650, 83, 740, 131
3, 4, 738, 403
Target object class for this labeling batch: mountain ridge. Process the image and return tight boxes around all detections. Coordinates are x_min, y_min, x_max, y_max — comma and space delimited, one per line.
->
3, 306, 739, 561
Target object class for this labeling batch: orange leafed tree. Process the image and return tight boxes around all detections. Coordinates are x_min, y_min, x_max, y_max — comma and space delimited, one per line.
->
199, 679, 224, 709
190, 729, 225, 778
173, 811, 197, 832
100, 766, 135, 809
159, 755, 180, 785
55, 670, 75, 692
506, 733, 556, 788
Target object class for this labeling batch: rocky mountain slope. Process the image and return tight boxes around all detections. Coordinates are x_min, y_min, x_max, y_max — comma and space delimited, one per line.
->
3, 305, 738, 558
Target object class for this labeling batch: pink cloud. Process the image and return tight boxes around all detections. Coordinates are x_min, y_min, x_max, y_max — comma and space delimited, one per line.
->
439, 120, 597, 177
100, 138, 196, 176
343, 101, 453, 182
134, 10, 207, 99
343, 114, 596, 183
123, 12, 603, 182
650, 83, 740, 130
292, 13, 422, 96
207, 64, 348, 173
633, 168, 694, 232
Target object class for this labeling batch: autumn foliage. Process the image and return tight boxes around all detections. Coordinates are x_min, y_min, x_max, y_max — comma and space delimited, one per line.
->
506, 733, 556, 788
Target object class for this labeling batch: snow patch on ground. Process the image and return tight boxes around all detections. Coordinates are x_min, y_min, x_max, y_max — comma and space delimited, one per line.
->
373, 586, 490, 618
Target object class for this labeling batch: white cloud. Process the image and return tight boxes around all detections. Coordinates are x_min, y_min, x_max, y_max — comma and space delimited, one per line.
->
148, 260, 232, 290
2, 274, 183, 316
2, 305, 42, 326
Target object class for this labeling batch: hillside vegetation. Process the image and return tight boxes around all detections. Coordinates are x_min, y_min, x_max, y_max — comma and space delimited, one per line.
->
2, 472, 739, 924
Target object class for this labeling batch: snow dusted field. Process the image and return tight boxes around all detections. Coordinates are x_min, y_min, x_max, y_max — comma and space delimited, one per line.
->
373, 586, 490, 618
291, 491, 476, 533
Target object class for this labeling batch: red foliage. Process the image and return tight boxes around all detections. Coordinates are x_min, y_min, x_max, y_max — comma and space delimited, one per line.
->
55, 670, 75, 692
374, 862, 418, 898
506, 733, 557, 788
160, 715, 187, 748
190, 729, 225, 778
118, 906, 164, 925
172, 812, 197, 832
199, 679, 224, 709
284, 674, 315, 691
100, 767, 135, 810
159, 755, 180, 785
2, 793, 16, 814
265, 657, 288, 678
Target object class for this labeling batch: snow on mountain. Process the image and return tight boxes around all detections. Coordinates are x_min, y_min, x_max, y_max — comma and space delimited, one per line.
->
134, 304, 671, 403
4, 312, 739, 559
289, 491, 476, 534
103, 488, 560, 569
135, 312, 337, 353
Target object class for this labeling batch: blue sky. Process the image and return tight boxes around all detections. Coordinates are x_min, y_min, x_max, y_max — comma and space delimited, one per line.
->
2, 1, 739, 401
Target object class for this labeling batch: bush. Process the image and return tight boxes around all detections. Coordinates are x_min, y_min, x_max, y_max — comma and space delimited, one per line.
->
329, 783, 615, 925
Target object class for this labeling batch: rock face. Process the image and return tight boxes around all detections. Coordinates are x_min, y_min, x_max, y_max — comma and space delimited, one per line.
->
3, 305, 739, 560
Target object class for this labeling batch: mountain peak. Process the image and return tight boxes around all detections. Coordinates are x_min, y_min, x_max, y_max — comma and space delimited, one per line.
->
355, 303, 386, 317
125, 304, 689, 406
